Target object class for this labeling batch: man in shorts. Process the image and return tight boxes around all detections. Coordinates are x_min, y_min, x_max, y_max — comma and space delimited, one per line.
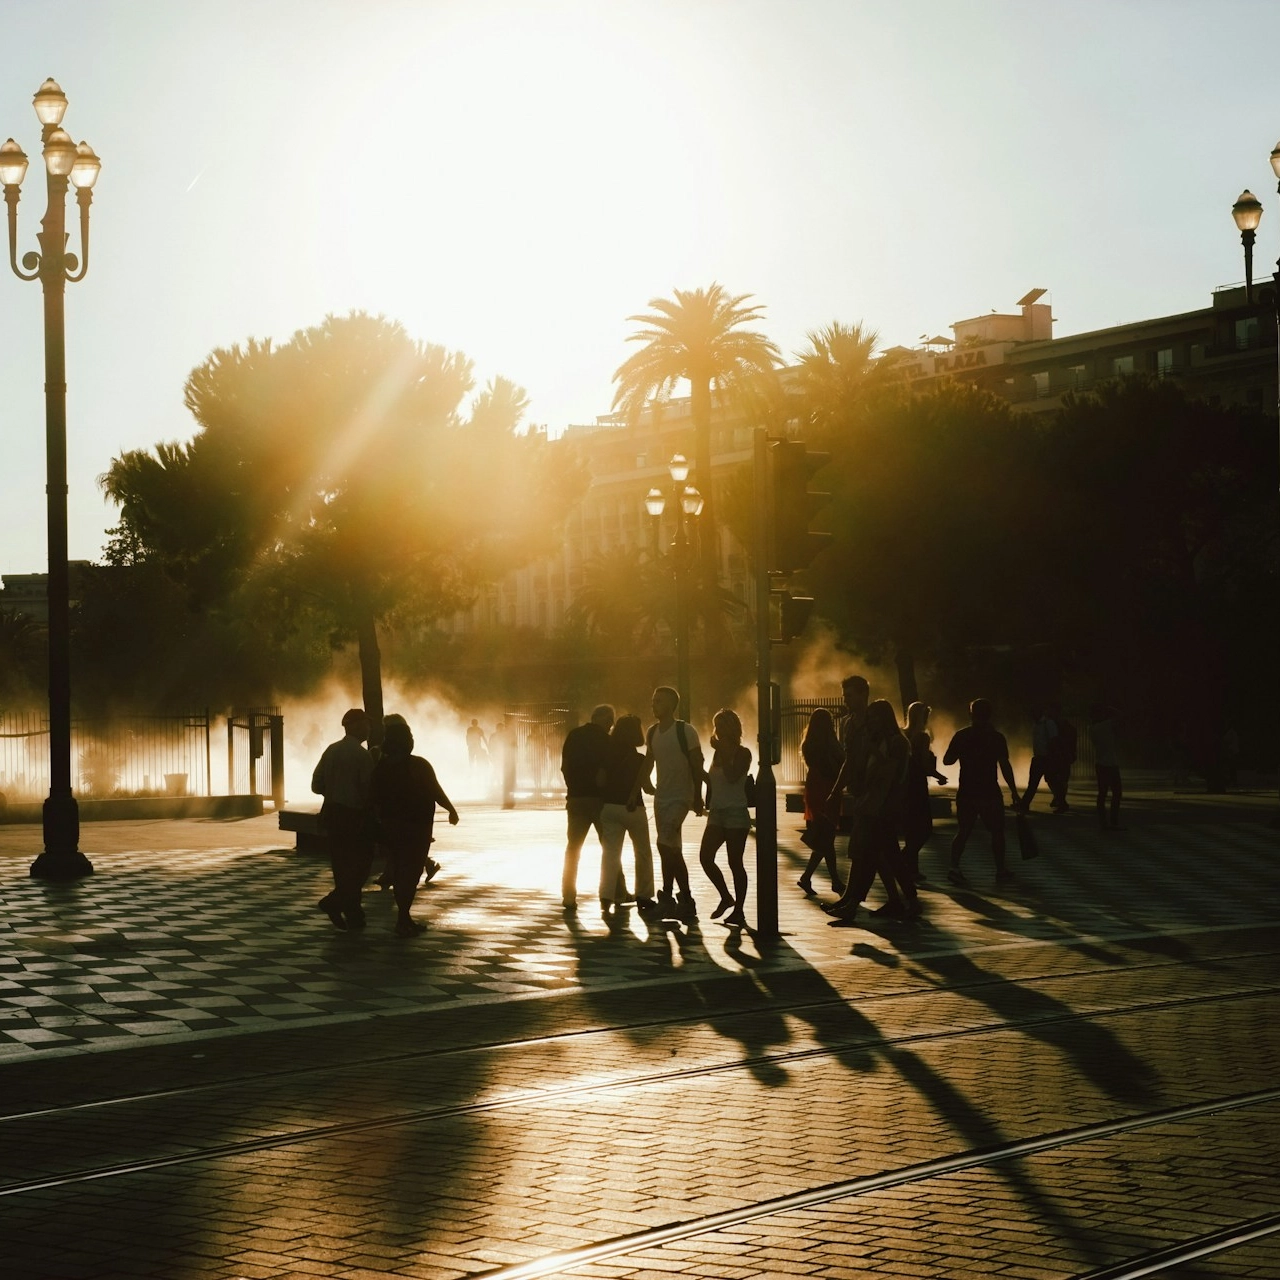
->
635, 686, 703, 921
942, 698, 1020, 886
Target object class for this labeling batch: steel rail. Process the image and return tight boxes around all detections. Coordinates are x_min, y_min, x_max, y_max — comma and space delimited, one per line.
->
1071, 1210, 1280, 1279
475, 1089, 1280, 1280
0, 981, 1276, 1198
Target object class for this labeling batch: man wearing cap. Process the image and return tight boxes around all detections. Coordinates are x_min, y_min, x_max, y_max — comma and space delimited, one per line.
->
311, 708, 376, 929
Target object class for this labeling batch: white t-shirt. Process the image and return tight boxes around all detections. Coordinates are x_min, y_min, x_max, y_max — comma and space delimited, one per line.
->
650, 720, 702, 805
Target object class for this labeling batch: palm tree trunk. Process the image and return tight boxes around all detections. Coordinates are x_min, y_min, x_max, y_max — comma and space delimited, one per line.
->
357, 612, 385, 750
691, 376, 719, 593
894, 644, 918, 718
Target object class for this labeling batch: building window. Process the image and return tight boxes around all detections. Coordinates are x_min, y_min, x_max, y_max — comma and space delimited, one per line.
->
1067, 364, 1087, 391
1031, 371, 1050, 398
1156, 348, 1174, 379
1111, 355, 1135, 377
1235, 317, 1259, 350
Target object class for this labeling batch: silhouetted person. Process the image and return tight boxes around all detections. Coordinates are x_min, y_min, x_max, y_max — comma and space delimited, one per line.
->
633, 686, 703, 921
1019, 705, 1058, 813
1047, 701, 1076, 812
598, 714, 656, 917
798, 707, 845, 897
700, 708, 753, 928
1089, 703, 1123, 831
943, 698, 1020, 886
466, 718, 487, 771
312, 708, 375, 930
828, 699, 912, 926
821, 675, 878, 920
560, 704, 614, 912
372, 714, 458, 936
903, 701, 947, 885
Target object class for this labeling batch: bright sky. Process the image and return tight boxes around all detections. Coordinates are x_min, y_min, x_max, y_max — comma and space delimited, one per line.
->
0, 0, 1276, 571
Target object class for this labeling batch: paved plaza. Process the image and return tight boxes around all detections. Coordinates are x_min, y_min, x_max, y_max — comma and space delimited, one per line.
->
0, 791, 1278, 1278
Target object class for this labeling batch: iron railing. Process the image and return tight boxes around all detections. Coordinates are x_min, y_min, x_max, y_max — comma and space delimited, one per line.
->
0, 709, 212, 800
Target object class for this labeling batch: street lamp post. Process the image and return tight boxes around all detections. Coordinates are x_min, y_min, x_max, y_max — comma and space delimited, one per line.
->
1232, 189, 1263, 303
2, 79, 100, 880
643, 455, 703, 721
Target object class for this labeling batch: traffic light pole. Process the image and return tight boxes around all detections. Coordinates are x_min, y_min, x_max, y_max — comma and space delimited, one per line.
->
753, 426, 779, 940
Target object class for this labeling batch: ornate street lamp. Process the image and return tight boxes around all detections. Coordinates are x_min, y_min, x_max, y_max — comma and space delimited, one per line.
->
1232, 189, 1263, 303
3, 79, 100, 880
641, 458, 702, 719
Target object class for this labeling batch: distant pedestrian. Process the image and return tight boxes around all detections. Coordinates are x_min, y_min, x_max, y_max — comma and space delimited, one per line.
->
798, 708, 845, 897
633, 686, 703, 922
828, 699, 913, 926
1047, 702, 1076, 812
903, 701, 946, 885
372, 714, 459, 936
598, 714, 657, 917
700, 708, 753, 928
311, 708, 375, 930
1019, 706, 1058, 813
1089, 704, 1123, 831
560, 705, 614, 912
466, 718, 488, 772
943, 698, 1020, 887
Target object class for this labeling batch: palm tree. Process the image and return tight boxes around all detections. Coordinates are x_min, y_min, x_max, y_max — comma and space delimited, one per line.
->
613, 285, 780, 593
793, 321, 884, 437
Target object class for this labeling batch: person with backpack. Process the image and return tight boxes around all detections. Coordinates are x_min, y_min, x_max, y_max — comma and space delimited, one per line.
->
699, 708, 753, 928
632, 686, 703, 921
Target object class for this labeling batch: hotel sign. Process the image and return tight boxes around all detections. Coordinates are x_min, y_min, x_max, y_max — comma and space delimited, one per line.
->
889, 342, 1010, 383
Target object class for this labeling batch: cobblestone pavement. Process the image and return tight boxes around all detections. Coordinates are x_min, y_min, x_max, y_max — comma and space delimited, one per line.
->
0, 794, 1277, 1278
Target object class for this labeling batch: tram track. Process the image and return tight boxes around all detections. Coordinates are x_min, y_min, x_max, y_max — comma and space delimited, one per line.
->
1072, 1210, 1280, 1278
1, 977, 1275, 1200
3, 941, 1276, 1126
471, 1086, 1280, 1280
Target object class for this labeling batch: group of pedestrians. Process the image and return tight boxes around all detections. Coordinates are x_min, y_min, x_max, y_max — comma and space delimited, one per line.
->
560, 686, 756, 928
311, 708, 458, 936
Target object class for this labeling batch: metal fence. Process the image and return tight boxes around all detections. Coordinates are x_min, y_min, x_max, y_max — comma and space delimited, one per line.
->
499, 705, 572, 802
227, 707, 283, 802
0, 710, 213, 800
778, 699, 847, 788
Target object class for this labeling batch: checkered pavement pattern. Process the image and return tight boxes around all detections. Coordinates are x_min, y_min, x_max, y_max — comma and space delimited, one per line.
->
0, 801, 1276, 1058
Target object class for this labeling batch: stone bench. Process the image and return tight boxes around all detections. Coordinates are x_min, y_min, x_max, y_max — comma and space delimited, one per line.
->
278, 808, 327, 855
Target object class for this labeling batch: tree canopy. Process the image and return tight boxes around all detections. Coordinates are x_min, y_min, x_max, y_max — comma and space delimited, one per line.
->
101, 312, 582, 730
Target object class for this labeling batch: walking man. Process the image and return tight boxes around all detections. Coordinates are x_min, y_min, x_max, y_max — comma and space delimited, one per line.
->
1089, 704, 1123, 831
560, 704, 615, 912
634, 686, 703, 921
821, 675, 873, 921
312, 708, 376, 929
1018, 706, 1059, 814
943, 698, 1020, 886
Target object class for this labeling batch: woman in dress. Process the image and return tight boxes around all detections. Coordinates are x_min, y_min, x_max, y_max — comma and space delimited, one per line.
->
798, 707, 846, 897
699, 708, 753, 928
372, 714, 459, 936
902, 701, 946, 886
597, 714, 657, 917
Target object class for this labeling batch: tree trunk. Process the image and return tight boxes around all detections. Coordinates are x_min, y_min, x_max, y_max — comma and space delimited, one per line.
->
690, 375, 719, 594
894, 644, 918, 718
357, 612, 385, 750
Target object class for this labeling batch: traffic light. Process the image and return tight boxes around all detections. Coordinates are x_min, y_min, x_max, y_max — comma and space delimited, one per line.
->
770, 440, 831, 573
769, 590, 816, 644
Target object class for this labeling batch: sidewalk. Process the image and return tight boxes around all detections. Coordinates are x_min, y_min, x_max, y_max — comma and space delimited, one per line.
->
0, 792, 1277, 1060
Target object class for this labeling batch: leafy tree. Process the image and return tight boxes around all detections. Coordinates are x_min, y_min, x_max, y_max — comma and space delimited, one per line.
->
613, 285, 780, 593
807, 379, 1039, 711
102, 312, 581, 737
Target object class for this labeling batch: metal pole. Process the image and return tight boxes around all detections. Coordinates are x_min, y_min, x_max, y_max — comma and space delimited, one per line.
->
29, 139, 89, 880
675, 503, 691, 721
753, 427, 778, 939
